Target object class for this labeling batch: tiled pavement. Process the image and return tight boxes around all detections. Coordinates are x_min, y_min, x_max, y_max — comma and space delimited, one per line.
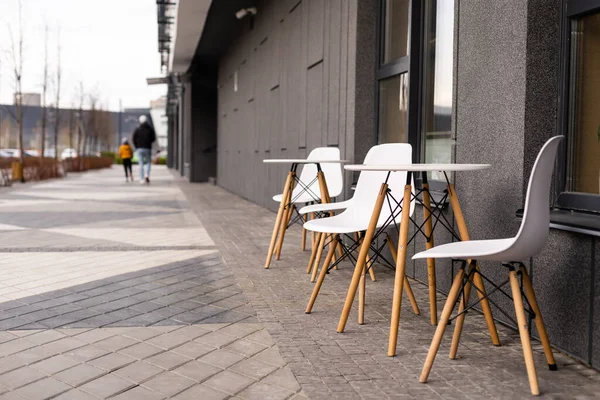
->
0, 167, 302, 399
0, 167, 598, 399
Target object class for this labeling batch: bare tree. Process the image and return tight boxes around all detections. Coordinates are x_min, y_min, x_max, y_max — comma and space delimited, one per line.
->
6, 0, 25, 182
76, 81, 85, 156
40, 22, 49, 160
68, 105, 74, 152
52, 26, 62, 161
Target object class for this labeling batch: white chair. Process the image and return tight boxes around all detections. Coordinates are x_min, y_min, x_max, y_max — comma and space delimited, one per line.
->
414, 136, 563, 396
303, 143, 419, 322
272, 147, 344, 252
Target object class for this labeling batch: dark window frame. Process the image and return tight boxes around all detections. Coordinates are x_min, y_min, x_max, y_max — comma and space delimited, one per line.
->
375, 0, 424, 164
556, 0, 600, 213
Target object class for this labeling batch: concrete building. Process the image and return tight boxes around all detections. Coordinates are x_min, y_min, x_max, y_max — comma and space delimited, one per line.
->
14, 92, 41, 107
157, 0, 600, 369
150, 96, 168, 150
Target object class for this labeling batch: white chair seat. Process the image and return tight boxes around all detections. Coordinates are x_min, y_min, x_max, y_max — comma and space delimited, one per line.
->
299, 199, 352, 215
304, 210, 385, 234
413, 238, 516, 262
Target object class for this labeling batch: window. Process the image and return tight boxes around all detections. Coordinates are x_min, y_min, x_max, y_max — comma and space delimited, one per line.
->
567, 11, 600, 195
422, 0, 454, 180
378, 74, 408, 144
382, 0, 410, 64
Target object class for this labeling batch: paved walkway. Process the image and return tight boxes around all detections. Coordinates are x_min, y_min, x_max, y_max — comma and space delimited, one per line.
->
0, 166, 598, 399
0, 167, 302, 400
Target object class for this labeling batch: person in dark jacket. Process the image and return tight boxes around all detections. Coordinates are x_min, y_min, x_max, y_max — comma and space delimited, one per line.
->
132, 115, 156, 184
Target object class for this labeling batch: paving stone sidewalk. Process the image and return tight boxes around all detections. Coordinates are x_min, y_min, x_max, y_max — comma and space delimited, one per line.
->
177, 176, 600, 399
0, 167, 303, 399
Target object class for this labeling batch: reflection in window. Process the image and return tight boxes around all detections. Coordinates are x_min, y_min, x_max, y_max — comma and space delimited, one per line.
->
569, 13, 600, 194
378, 73, 408, 144
422, 0, 454, 180
382, 0, 410, 64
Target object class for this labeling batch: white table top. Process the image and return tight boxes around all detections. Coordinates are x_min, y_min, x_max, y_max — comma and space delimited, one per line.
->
344, 163, 491, 172
263, 159, 350, 164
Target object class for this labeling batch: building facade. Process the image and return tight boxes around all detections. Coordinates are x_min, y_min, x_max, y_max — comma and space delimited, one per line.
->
159, 0, 600, 369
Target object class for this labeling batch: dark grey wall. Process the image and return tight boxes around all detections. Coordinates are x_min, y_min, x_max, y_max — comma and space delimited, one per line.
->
189, 80, 218, 182
217, 0, 368, 209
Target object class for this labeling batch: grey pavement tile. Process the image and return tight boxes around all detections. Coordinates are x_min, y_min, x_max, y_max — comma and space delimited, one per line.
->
252, 346, 287, 367
171, 341, 215, 359
195, 331, 238, 348
229, 357, 278, 380
172, 360, 221, 382
202, 370, 255, 395
111, 385, 166, 400
141, 371, 195, 397
146, 326, 209, 350
22, 330, 66, 345
224, 339, 269, 357
79, 374, 135, 398
173, 384, 229, 400
114, 361, 164, 384
73, 328, 117, 344
12, 377, 70, 400
65, 344, 110, 362
88, 352, 136, 372
145, 351, 190, 370
262, 367, 302, 392
52, 389, 98, 400
54, 364, 107, 387
93, 335, 139, 352
199, 349, 246, 369
118, 342, 164, 360
236, 382, 296, 400
31, 354, 80, 375
121, 327, 163, 341
0, 366, 46, 390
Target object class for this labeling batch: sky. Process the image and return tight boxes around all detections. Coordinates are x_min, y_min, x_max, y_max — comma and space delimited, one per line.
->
0, 0, 167, 111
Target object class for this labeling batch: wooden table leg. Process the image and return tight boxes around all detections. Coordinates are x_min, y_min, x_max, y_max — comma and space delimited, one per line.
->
387, 179, 413, 356
308, 168, 333, 281
264, 171, 295, 269
447, 183, 500, 345
386, 233, 420, 316
420, 266, 465, 383
509, 269, 539, 396
337, 183, 388, 333
422, 176, 438, 325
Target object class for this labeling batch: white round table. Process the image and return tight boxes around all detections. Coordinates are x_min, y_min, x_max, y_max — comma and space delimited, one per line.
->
335, 163, 498, 357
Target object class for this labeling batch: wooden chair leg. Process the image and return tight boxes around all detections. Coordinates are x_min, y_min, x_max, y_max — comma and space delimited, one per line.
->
509, 270, 540, 396
420, 267, 465, 383
265, 171, 294, 269
449, 261, 476, 359
311, 212, 316, 248
358, 232, 376, 281
302, 213, 307, 251
385, 234, 419, 315
311, 232, 328, 282
338, 183, 388, 333
306, 236, 339, 313
274, 191, 294, 260
472, 267, 501, 346
307, 232, 321, 273
520, 266, 557, 371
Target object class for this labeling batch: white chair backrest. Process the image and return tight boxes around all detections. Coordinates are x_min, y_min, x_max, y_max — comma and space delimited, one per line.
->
344, 143, 414, 226
505, 136, 563, 260
295, 147, 343, 200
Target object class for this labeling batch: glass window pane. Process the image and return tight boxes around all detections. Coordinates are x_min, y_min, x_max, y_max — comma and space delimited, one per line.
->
382, 0, 410, 64
378, 73, 408, 144
569, 13, 600, 194
422, 0, 454, 180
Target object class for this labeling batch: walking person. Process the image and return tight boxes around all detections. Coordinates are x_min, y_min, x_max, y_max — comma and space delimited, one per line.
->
119, 137, 134, 182
132, 115, 156, 184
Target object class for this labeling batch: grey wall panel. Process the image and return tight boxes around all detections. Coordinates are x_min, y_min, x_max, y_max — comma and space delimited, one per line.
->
306, 63, 324, 152
307, 0, 325, 66
593, 238, 600, 367
217, 0, 359, 209
327, 0, 342, 146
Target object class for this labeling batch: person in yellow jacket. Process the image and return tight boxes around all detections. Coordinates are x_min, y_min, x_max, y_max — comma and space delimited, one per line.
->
119, 137, 134, 182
